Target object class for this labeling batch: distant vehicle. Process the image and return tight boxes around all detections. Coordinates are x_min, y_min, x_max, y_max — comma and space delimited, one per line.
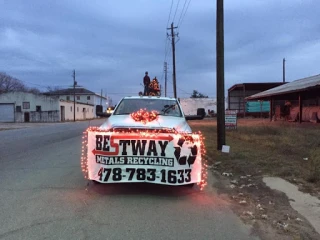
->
83, 96, 204, 188
106, 106, 115, 114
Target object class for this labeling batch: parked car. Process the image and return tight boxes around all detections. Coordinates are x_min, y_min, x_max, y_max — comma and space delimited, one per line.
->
83, 96, 204, 188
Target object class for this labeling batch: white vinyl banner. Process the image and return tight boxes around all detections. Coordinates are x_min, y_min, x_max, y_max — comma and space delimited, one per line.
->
87, 131, 202, 185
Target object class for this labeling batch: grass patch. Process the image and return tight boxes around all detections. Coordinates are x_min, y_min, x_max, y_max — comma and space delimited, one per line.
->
189, 119, 320, 189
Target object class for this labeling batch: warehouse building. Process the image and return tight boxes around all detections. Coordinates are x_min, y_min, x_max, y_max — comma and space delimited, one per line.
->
0, 92, 94, 122
228, 82, 286, 117
246, 74, 320, 123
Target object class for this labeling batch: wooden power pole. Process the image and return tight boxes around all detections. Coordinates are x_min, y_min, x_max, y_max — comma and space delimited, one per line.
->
72, 70, 77, 122
167, 22, 178, 99
216, 0, 226, 150
164, 62, 168, 97
283, 58, 286, 83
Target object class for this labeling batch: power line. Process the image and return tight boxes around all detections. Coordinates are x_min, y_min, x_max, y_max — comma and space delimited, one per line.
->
166, 0, 174, 27
178, 0, 192, 29
177, 0, 188, 26
172, 0, 181, 23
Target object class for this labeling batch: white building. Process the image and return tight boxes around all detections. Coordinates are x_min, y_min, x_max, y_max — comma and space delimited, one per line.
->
0, 92, 94, 122
44, 87, 108, 117
178, 98, 228, 116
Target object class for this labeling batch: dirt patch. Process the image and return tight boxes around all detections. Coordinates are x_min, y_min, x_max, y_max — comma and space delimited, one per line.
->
189, 118, 320, 240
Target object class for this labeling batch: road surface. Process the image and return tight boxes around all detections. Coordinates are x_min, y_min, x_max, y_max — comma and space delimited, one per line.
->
0, 120, 259, 240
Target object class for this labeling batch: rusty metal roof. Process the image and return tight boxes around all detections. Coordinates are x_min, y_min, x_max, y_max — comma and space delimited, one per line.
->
246, 74, 320, 100
228, 82, 286, 92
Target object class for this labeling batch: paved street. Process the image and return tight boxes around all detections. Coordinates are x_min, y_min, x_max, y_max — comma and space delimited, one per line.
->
0, 119, 259, 240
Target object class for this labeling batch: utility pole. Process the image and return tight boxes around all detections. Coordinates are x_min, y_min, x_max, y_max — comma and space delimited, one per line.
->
167, 22, 178, 99
164, 62, 168, 97
283, 58, 286, 83
100, 89, 103, 105
72, 70, 77, 122
216, 0, 226, 150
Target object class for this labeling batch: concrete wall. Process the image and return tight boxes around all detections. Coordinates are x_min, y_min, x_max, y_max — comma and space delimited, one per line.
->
15, 111, 60, 122
59, 101, 94, 121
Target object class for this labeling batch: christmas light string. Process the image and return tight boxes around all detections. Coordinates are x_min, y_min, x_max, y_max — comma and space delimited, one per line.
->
130, 108, 159, 124
81, 127, 207, 190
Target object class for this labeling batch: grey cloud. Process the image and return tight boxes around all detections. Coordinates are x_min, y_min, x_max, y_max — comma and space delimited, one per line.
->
1, 0, 320, 103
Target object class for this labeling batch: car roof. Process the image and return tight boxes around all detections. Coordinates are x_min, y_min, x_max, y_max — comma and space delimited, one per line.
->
122, 96, 177, 101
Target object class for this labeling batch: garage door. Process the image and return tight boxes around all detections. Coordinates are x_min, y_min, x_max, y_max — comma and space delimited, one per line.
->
0, 104, 14, 122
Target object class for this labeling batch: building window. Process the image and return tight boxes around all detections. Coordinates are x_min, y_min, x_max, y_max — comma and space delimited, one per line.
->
66, 96, 70, 101
77, 96, 80, 100
16, 106, 22, 112
87, 96, 90, 100
36, 106, 41, 112
23, 102, 30, 109
70, 106, 72, 112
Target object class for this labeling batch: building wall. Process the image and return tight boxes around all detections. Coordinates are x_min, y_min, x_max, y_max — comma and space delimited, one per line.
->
0, 92, 95, 122
228, 90, 262, 112
53, 94, 107, 117
57, 94, 95, 105
0, 92, 60, 111
59, 101, 95, 121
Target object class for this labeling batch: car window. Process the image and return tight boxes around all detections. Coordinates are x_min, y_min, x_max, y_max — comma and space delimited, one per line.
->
113, 99, 182, 117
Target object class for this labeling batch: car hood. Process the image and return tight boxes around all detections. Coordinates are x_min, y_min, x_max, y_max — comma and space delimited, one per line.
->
99, 115, 192, 133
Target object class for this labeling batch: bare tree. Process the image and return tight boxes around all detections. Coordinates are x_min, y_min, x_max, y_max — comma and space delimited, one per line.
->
0, 72, 27, 93
45, 86, 62, 93
27, 87, 41, 94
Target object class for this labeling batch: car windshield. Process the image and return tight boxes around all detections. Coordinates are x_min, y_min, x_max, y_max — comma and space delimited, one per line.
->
113, 98, 182, 117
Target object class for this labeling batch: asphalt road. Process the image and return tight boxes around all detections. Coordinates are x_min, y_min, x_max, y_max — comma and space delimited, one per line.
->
0, 119, 259, 240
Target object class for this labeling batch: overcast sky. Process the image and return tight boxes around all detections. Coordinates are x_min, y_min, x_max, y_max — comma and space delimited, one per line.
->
1, 0, 320, 103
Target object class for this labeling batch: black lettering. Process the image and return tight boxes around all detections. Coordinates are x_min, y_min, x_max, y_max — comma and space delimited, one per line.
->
126, 168, 135, 180
112, 168, 122, 181
158, 141, 168, 156
131, 140, 147, 155
168, 170, 177, 183
119, 140, 131, 155
177, 169, 184, 183
147, 169, 156, 181
147, 140, 158, 156
185, 169, 191, 182
103, 135, 110, 151
96, 135, 103, 150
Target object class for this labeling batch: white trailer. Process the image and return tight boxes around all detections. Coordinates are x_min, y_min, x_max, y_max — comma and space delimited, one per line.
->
179, 98, 217, 116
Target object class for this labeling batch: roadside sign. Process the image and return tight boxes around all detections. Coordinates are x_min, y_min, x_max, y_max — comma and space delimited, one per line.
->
225, 110, 237, 130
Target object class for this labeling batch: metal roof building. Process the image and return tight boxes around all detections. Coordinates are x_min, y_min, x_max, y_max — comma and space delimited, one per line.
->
227, 82, 286, 117
246, 74, 320, 123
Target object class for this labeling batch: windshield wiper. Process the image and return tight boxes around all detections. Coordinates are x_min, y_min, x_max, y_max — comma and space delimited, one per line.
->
160, 104, 176, 115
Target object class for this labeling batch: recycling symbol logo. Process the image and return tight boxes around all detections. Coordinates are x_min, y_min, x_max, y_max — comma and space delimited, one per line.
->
174, 137, 198, 167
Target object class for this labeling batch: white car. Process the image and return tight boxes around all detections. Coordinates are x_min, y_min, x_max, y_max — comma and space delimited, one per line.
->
101, 96, 192, 132
83, 96, 204, 187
